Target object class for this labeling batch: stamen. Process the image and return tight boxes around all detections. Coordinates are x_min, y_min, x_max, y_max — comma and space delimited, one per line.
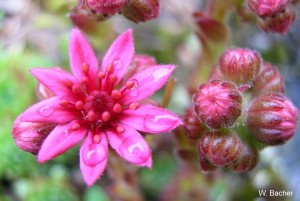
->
87, 110, 96, 122
75, 101, 84, 110
109, 74, 118, 83
64, 79, 73, 88
81, 76, 89, 85
101, 111, 111, 122
59, 99, 69, 107
116, 125, 125, 133
129, 102, 140, 110
72, 85, 82, 94
125, 80, 134, 89
111, 90, 122, 99
113, 103, 122, 113
93, 134, 101, 143
82, 62, 90, 74
97, 72, 106, 80
106, 63, 114, 74
71, 122, 81, 130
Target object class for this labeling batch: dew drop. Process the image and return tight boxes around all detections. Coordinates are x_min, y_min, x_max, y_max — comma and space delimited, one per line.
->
129, 79, 139, 97
38, 105, 53, 117
119, 137, 149, 164
143, 114, 179, 133
113, 60, 123, 70
82, 144, 107, 167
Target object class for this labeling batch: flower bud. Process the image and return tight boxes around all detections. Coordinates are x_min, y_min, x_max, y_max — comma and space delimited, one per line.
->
257, 4, 296, 35
198, 131, 242, 166
193, 80, 242, 129
247, 0, 290, 17
12, 116, 56, 155
219, 48, 262, 85
182, 107, 206, 139
247, 93, 298, 145
230, 142, 258, 172
82, 0, 128, 16
252, 62, 285, 97
122, 0, 159, 23
198, 152, 217, 172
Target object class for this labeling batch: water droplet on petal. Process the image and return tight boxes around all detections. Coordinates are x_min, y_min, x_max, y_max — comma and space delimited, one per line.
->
119, 137, 149, 164
38, 105, 53, 117
152, 67, 173, 82
64, 129, 70, 136
129, 79, 139, 97
113, 60, 123, 70
82, 144, 107, 167
144, 114, 179, 133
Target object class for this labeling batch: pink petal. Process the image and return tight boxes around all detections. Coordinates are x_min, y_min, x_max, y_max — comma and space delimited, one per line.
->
120, 104, 183, 134
30, 68, 78, 98
120, 65, 176, 104
80, 131, 108, 186
38, 120, 87, 163
69, 28, 99, 87
107, 125, 152, 168
101, 29, 134, 84
20, 97, 78, 124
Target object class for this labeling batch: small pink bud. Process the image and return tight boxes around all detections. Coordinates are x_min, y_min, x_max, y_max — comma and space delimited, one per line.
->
182, 107, 206, 139
257, 4, 296, 35
252, 62, 285, 96
193, 80, 242, 129
12, 116, 56, 155
122, 0, 159, 23
198, 131, 242, 166
247, 93, 298, 145
219, 48, 262, 85
247, 0, 289, 17
83, 0, 128, 16
230, 142, 258, 172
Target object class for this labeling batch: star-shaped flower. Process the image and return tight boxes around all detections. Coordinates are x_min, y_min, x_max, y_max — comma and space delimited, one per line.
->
12, 28, 182, 186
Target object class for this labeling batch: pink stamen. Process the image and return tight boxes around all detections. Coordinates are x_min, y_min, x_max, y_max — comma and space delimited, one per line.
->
82, 62, 90, 74
87, 110, 96, 122
113, 103, 122, 113
111, 90, 122, 99
71, 122, 81, 130
75, 101, 84, 110
106, 63, 114, 74
109, 74, 118, 83
59, 99, 69, 107
72, 85, 82, 94
93, 134, 101, 143
125, 80, 134, 89
102, 111, 111, 122
81, 76, 89, 85
64, 79, 73, 88
116, 125, 125, 133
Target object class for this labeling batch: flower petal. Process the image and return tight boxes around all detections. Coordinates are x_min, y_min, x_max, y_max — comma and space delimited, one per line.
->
107, 125, 152, 168
101, 29, 134, 84
38, 120, 87, 163
30, 68, 78, 98
80, 131, 108, 186
120, 104, 183, 134
69, 28, 99, 87
20, 97, 78, 124
120, 65, 176, 104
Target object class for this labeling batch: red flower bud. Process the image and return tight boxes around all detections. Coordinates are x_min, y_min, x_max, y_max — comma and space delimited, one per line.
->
193, 80, 242, 129
247, 0, 289, 17
198, 152, 217, 172
198, 131, 243, 166
247, 93, 298, 145
122, 0, 159, 23
182, 107, 206, 139
82, 0, 128, 16
230, 142, 258, 172
252, 62, 285, 97
12, 116, 56, 155
257, 4, 296, 35
219, 48, 262, 85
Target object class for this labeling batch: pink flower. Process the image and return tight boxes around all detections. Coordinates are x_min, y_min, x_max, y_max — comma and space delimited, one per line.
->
12, 28, 182, 186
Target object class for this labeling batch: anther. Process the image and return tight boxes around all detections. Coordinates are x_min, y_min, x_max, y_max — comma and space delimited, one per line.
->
113, 103, 122, 113
116, 125, 125, 133
125, 80, 134, 89
72, 85, 82, 94
109, 74, 118, 83
87, 110, 96, 122
129, 102, 140, 110
93, 134, 101, 143
64, 79, 73, 88
101, 111, 111, 122
97, 72, 106, 80
75, 101, 84, 110
71, 122, 81, 130
111, 90, 122, 99
82, 62, 90, 74
81, 76, 89, 85
59, 99, 69, 107
106, 63, 114, 74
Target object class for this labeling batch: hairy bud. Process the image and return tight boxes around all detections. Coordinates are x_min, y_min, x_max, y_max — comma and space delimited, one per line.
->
182, 107, 206, 139
247, 0, 290, 17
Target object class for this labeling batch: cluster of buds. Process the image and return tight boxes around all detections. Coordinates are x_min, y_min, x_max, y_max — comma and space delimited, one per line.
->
75, 0, 159, 23
182, 47, 298, 172
246, 0, 297, 35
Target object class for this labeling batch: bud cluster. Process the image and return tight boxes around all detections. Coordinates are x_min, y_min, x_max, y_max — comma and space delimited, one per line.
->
77, 0, 159, 23
246, 0, 297, 35
182, 47, 298, 173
